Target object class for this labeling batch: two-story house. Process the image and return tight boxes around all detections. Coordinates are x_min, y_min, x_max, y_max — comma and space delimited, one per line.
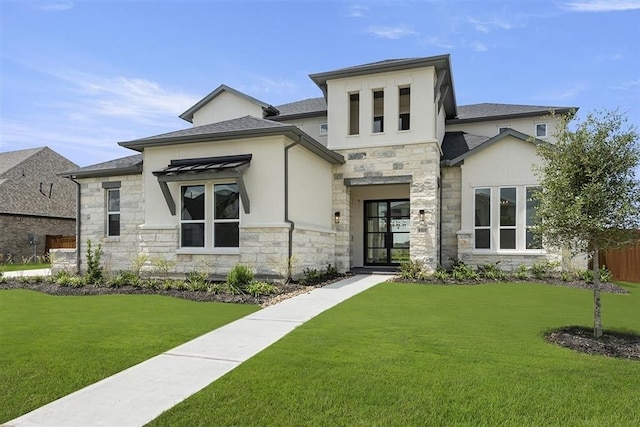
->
61, 54, 576, 277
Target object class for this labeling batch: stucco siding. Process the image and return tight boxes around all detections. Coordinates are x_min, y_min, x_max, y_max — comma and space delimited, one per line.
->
192, 91, 264, 127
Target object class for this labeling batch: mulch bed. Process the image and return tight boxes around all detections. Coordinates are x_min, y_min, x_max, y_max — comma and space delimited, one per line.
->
545, 326, 640, 361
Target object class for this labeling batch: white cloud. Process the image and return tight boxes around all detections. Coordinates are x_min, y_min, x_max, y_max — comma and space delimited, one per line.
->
466, 17, 514, 33
37, 1, 74, 11
563, 0, 640, 12
611, 79, 640, 90
367, 25, 418, 39
595, 53, 624, 61
470, 41, 489, 52
346, 5, 369, 18
424, 36, 455, 49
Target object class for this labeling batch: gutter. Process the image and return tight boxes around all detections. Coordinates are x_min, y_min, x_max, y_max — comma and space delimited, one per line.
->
284, 137, 301, 281
70, 177, 81, 274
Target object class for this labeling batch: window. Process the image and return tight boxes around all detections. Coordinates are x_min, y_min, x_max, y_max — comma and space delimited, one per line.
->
349, 93, 359, 135
181, 185, 205, 247
319, 122, 328, 136
499, 187, 517, 249
473, 185, 543, 251
180, 183, 240, 249
107, 189, 120, 237
398, 87, 410, 130
535, 123, 547, 138
526, 186, 542, 249
213, 183, 239, 247
373, 90, 384, 133
474, 188, 491, 249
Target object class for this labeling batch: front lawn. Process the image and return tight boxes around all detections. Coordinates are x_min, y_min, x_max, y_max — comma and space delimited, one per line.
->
0, 290, 259, 423
150, 282, 640, 426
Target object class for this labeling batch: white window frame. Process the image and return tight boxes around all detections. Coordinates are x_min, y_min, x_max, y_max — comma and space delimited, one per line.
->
372, 89, 384, 134
348, 92, 360, 136
319, 122, 328, 136
106, 188, 120, 237
212, 183, 240, 249
499, 187, 517, 250
398, 86, 411, 131
535, 122, 548, 138
178, 181, 241, 254
472, 185, 545, 253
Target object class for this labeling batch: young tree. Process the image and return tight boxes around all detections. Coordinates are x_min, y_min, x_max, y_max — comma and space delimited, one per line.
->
535, 109, 640, 338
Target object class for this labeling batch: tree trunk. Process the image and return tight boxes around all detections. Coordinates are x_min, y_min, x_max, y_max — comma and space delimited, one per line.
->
593, 246, 603, 338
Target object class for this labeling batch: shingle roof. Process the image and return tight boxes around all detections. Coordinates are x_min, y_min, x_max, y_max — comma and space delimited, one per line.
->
271, 97, 327, 119
449, 103, 575, 123
0, 147, 77, 218
0, 147, 46, 177
61, 154, 143, 178
441, 132, 490, 161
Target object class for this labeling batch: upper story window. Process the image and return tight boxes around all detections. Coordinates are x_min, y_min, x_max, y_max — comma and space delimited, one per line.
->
349, 93, 359, 135
319, 122, 328, 136
106, 188, 120, 237
398, 87, 410, 131
372, 90, 384, 133
535, 123, 548, 138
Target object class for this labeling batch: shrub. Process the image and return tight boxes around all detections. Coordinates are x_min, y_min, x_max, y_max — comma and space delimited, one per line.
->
152, 257, 176, 279
578, 269, 594, 283
451, 261, 477, 282
531, 261, 559, 280
300, 268, 320, 285
477, 262, 507, 281
560, 271, 570, 282
85, 240, 103, 284
246, 281, 277, 297
226, 264, 254, 291
514, 265, 529, 280
325, 264, 340, 279
107, 271, 139, 288
131, 254, 149, 277
186, 271, 209, 291
206, 282, 227, 294
400, 260, 427, 281
600, 266, 613, 283
432, 269, 449, 282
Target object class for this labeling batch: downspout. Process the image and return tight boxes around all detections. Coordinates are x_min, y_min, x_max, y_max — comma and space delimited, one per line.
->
70, 177, 81, 274
438, 175, 442, 268
284, 137, 301, 281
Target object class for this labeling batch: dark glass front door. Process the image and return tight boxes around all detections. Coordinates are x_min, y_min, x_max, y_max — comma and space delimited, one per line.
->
364, 199, 410, 265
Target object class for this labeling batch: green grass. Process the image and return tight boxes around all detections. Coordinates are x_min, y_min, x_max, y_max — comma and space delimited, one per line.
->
0, 290, 259, 423
150, 282, 640, 426
0, 262, 50, 272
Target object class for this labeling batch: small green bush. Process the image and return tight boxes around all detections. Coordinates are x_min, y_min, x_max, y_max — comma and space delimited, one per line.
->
227, 264, 254, 291
85, 240, 103, 284
514, 265, 529, 280
325, 264, 340, 279
531, 260, 559, 279
477, 262, 507, 281
451, 261, 477, 281
207, 282, 227, 294
300, 268, 320, 285
400, 260, 427, 281
432, 269, 449, 282
186, 271, 208, 291
246, 281, 277, 297
560, 271, 570, 282
107, 271, 139, 288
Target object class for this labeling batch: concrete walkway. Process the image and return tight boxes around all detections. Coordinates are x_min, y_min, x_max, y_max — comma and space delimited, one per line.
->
2, 268, 51, 278
6, 274, 393, 427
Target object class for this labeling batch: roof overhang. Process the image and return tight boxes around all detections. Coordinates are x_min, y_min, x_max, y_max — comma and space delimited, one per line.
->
118, 125, 345, 165
446, 107, 576, 125
59, 164, 142, 179
309, 54, 457, 119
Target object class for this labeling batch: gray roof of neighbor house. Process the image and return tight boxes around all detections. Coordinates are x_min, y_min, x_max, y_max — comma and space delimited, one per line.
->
60, 154, 143, 178
309, 54, 458, 119
0, 146, 78, 218
118, 115, 344, 165
179, 84, 279, 123
442, 128, 545, 165
447, 103, 575, 124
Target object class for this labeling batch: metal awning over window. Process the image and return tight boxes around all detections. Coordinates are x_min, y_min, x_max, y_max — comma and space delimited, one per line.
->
152, 154, 252, 215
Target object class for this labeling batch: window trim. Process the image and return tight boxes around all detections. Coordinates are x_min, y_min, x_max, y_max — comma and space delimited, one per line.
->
319, 122, 328, 136
498, 186, 517, 250
106, 188, 120, 237
178, 181, 241, 253
348, 92, 360, 136
474, 188, 492, 250
525, 186, 542, 250
398, 86, 411, 131
535, 122, 548, 138
372, 89, 384, 134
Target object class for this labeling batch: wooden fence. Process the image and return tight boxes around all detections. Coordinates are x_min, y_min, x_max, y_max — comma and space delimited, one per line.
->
45, 235, 76, 253
597, 236, 640, 283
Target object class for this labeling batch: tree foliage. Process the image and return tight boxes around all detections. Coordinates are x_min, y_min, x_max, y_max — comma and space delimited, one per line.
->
534, 109, 640, 337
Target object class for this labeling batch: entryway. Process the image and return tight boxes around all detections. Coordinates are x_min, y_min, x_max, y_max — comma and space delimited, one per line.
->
364, 199, 410, 265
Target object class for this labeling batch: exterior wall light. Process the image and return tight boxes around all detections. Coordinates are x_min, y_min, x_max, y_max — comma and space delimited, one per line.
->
334, 211, 341, 224
419, 209, 425, 223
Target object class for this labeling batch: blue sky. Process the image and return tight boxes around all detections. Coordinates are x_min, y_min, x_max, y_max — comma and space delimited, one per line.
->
1, 0, 639, 171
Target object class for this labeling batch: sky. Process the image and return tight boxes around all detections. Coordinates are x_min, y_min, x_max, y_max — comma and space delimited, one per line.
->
1, 0, 639, 172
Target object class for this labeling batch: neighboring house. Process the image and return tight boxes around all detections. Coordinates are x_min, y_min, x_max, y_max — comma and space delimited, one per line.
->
0, 147, 77, 262
61, 54, 578, 277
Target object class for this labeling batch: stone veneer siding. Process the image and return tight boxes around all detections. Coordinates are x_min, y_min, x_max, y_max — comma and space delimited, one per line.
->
0, 214, 75, 262
333, 142, 441, 271
440, 166, 461, 269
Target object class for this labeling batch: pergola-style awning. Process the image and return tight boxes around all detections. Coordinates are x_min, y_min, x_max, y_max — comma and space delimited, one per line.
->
152, 154, 252, 215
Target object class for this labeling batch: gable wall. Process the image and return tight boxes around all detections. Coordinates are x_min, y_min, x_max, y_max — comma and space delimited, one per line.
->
447, 116, 561, 143
192, 91, 265, 127
276, 115, 328, 146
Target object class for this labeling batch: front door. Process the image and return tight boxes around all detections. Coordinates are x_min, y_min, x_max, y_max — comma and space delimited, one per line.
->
364, 199, 410, 265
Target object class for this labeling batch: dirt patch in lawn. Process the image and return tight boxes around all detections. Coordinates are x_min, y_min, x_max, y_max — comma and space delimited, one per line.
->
545, 326, 640, 361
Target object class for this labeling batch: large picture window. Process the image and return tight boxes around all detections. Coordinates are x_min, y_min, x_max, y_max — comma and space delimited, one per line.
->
107, 189, 120, 237
473, 185, 542, 252
180, 183, 240, 249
